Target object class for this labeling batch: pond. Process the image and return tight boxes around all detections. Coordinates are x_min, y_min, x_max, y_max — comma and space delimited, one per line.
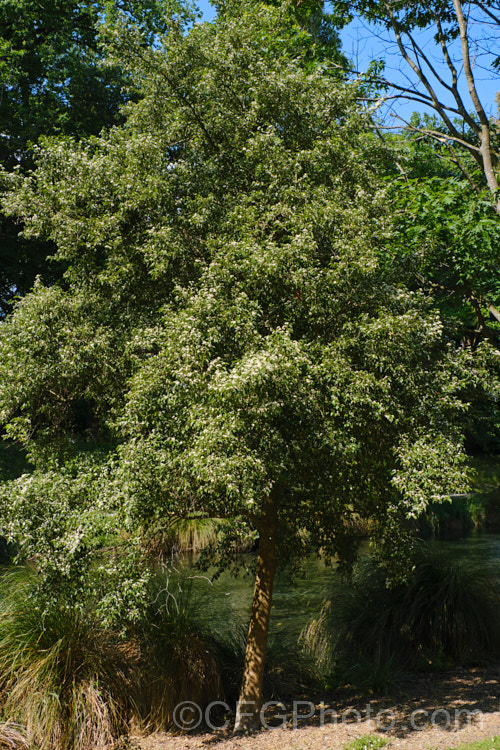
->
178, 533, 500, 637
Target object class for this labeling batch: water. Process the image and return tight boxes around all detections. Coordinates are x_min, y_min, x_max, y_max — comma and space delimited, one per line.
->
182, 533, 500, 637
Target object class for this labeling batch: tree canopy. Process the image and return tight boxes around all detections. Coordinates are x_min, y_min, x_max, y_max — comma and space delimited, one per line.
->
0, 0, 191, 315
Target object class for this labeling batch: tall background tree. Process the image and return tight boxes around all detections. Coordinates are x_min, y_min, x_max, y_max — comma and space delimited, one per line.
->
324, 0, 500, 446
329, 0, 500, 209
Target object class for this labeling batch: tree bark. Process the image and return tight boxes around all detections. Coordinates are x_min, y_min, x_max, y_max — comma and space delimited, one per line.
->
470, 296, 496, 345
452, 0, 500, 214
234, 494, 279, 733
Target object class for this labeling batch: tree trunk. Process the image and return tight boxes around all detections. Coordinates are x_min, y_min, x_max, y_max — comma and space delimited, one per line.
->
452, 0, 500, 214
234, 495, 278, 733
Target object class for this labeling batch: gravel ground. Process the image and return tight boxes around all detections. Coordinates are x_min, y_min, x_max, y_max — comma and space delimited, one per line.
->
135, 666, 500, 750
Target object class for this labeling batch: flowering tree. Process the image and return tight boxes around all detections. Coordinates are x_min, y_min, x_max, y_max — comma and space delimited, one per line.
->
0, 3, 479, 730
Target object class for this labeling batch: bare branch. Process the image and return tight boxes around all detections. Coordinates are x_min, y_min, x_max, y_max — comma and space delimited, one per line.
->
383, 0, 483, 165
433, 12, 478, 131
472, 0, 500, 26
453, 0, 499, 202
389, 113, 484, 154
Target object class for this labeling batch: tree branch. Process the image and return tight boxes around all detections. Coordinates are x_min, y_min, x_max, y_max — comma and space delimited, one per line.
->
452, 0, 500, 207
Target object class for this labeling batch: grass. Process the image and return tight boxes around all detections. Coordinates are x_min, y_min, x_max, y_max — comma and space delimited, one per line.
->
0, 565, 320, 742
146, 518, 220, 561
208, 619, 320, 703
132, 576, 223, 731
133, 572, 320, 730
303, 542, 500, 683
0, 724, 30, 750
443, 738, 500, 750
0, 569, 134, 750
342, 734, 388, 750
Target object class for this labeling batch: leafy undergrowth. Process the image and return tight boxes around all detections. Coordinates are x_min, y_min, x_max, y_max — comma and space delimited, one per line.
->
342, 735, 388, 750
444, 738, 500, 750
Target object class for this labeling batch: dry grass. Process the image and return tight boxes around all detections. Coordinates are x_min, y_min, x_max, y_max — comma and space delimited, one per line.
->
0, 724, 29, 750
0, 570, 134, 750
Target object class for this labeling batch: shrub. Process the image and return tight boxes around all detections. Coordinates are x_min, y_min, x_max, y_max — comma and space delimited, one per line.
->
304, 543, 500, 676
0, 569, 133, 750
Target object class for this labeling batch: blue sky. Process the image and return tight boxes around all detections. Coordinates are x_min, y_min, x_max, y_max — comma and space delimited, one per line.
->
194, 0, 499, 123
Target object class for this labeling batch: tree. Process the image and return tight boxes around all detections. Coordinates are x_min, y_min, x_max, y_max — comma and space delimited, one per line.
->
0, 3, 483, 731
330, 0, 500, 212
381, 123, 500, 343
215, 0, 349, 61
0, 0, 191, 315
382, 132, 500, 449
324, 0, 500, 367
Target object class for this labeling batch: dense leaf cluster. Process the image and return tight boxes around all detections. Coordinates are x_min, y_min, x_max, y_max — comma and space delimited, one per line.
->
0, 5, 488, 590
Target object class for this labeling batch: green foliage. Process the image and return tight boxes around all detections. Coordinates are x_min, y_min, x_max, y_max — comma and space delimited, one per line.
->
387, 173, 500, 345
0, 569, 133, 750
342, 735, 388, 750
304, 544, 500, 675
0, 4, 491, 707
0, 0, 193, 315
0, 0, 191, 164
215, 0, 350, 65
376, 127, 500, 453
444, 739, 500, 750
393, 179, 499, 305
0, 454, 154, 629
0, 284, 131, 457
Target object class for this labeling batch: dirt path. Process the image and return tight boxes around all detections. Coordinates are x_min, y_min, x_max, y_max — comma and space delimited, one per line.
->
135, 666, 500, 750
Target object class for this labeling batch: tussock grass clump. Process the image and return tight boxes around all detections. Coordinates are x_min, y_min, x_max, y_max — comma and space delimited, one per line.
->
147, 518, 220, 562
0, 568, 321, 741
0, 570, 133, 750
304, 544, 500, 678
132, 576, 223, 731
264, 630, 320, 700
0, 724, 29, 750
